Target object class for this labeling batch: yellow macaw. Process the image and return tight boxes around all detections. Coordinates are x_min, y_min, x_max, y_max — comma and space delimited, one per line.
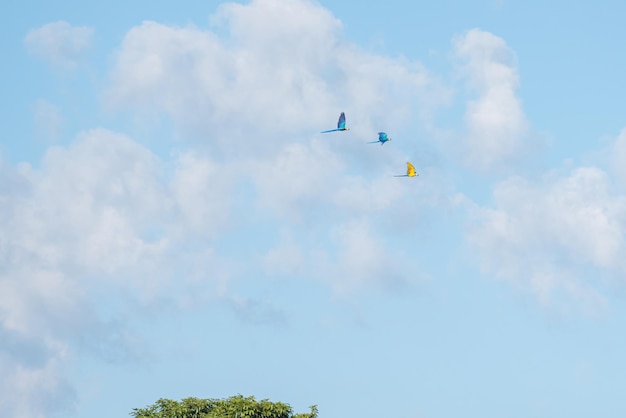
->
394, 162, 418, 177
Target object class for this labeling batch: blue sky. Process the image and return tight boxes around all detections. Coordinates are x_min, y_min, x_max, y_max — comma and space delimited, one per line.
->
2, 0, 626, 417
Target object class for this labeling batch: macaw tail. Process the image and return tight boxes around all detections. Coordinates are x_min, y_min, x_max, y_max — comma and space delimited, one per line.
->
321, 129, 340, 133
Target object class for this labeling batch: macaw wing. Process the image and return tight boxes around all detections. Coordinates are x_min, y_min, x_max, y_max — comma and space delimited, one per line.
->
337, 112, 346, 129
407, 162, 417, 177
378, 132, 388, 142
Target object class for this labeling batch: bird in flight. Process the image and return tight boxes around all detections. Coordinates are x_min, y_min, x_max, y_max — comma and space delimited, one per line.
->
394, 162, 418, 177
368, 132, 392, 145
321, 112, 350, 133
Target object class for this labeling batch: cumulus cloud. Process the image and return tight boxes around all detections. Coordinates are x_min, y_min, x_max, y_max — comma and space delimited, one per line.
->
104, 0, 438, 156
24, 21, 93, 68
454, 28, 529, 170
0, 128, 238, 416
467, 146, 626, 314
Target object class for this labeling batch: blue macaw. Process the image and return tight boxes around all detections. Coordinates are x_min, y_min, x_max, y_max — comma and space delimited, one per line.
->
368, 132, 392, 145
321, 112, 350, 133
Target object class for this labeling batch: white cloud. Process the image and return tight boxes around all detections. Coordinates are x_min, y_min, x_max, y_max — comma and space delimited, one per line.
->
104, 0, 439, 156
0, 128, 237, 416
23, 129, 168, 278
467, 145, 626, 314
454, 28, 529, 170
24, 21, 93, 68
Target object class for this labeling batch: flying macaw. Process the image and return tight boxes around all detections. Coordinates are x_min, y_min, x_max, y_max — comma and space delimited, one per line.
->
394, 162, 418, 177
321, 112, 350, 133
368, 132, 392, 145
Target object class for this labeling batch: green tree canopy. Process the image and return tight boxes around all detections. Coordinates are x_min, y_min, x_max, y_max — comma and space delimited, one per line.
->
131, 394, 318, 418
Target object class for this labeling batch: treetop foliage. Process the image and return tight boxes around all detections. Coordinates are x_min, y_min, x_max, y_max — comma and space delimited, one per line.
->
131, 394, 318, 418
